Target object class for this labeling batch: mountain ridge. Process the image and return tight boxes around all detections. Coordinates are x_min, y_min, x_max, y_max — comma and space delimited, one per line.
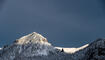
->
0, 32, 105, 60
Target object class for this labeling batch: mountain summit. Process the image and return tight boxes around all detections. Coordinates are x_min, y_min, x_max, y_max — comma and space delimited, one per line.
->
0, 32, 105, 60
15, 32, 51, 46
0, 32, 61, 60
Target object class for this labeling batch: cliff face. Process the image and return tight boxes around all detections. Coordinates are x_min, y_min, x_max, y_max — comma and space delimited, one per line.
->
0, 32, 105, 60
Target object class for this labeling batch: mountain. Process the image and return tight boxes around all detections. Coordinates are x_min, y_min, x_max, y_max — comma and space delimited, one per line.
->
0, 32, 105, 60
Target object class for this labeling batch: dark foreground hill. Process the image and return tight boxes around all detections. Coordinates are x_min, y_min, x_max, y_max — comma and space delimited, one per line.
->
0, 32, 105, 60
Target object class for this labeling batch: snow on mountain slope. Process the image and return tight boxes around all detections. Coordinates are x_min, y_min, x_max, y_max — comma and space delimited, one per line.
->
0, 48, 2, 50
0, 32, 71, 60
72, 38, 105, 60
0, 32, 105, 60
55, 44, 89, 53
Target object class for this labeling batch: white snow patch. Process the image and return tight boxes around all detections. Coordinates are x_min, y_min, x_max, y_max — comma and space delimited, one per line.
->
55, 44, 89, 53
0, 48, 2, 50
36, 49, 48, 56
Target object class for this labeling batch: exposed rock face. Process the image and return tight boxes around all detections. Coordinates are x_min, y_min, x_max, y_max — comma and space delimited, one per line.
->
0, 32, 105, 60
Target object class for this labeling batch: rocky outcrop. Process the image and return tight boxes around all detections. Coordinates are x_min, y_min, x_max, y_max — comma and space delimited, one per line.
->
0, 32, 105, 60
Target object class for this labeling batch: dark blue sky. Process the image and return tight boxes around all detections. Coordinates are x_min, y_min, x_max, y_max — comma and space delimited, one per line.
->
0, 0, 105, 47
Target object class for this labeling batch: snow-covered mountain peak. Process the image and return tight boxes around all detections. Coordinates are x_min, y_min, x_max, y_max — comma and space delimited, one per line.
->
15, 32, 51, 46
0, 32, 55, 60
0, 32, 105, 60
